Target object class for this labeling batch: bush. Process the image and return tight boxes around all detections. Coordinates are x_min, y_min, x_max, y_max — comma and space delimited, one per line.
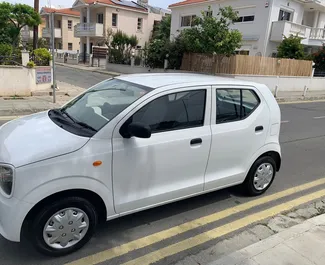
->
0, 43, 13, 56
313, 45, 325, 71
277, 35, 305, 59
26, 61, 35, 68
32, 48, 51, 66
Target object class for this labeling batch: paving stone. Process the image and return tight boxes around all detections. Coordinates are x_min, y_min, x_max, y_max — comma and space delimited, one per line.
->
295, 207, 319, 219
248, 225, 274, 240
251, 244, 314, 265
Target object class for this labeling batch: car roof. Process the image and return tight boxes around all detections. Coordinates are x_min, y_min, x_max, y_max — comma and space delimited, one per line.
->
116, 73, 262, 89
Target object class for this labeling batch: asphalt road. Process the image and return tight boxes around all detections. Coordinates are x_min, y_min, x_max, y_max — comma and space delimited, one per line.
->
0, 67, 325, 265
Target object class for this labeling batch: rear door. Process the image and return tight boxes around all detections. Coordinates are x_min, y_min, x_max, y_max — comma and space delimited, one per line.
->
204, 85, 270, 191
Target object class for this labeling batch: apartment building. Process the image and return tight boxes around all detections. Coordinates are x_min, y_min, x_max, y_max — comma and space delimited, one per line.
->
71, 0, 169, 61
40, 7, 81, 51
169, 0, 325, 57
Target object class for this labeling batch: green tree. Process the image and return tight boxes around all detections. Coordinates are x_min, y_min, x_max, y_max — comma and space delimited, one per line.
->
0, 2, 41, 47
312, 45, 325, 71
181, 6, 242, 55
277, 35, 305, 59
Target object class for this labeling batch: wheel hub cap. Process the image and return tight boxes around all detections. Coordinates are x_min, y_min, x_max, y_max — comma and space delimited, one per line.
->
253, 163, 274, 191
43, 208, 89, 249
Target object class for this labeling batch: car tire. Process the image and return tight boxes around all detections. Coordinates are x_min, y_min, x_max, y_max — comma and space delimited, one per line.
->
242, 156, 276, 196
30, 197, 98, 257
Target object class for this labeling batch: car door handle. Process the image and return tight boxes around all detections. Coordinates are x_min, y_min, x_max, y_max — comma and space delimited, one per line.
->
255, 126, 264, 132
190, 138, 202, 145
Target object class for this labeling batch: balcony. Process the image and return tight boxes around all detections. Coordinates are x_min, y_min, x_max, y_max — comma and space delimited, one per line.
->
270, 21, 312, 42
42, 28, 62, 39
74, 23, 104, 37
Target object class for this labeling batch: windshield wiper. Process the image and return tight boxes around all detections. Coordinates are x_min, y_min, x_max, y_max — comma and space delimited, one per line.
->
60, 109, 98, 132
74, 121, 98, 132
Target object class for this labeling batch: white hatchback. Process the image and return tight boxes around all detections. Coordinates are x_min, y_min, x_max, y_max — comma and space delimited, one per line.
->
0, 73, 281, 256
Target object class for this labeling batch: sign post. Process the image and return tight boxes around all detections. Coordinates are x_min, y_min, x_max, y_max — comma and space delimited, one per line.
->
51, 12, 56, 103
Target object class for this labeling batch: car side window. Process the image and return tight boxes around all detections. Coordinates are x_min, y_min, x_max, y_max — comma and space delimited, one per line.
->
216, 89, 260, 124
126, 90, 206, 133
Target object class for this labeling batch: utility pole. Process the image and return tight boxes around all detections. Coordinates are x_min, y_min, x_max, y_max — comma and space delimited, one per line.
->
33, 0, 39, 50
51, 12, 56, 103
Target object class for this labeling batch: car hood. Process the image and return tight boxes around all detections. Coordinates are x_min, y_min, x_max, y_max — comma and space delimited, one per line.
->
0, 111, 90, 167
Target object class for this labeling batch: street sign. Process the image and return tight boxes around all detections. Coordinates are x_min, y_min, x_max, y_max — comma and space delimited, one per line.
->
36, 67, 52, 84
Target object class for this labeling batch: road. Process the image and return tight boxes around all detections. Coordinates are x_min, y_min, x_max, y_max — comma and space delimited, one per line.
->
1, 67, 325, 265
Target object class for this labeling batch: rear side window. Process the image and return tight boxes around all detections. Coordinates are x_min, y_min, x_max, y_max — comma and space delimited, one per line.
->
127, 90, 206, 133
216, 89, 260, 124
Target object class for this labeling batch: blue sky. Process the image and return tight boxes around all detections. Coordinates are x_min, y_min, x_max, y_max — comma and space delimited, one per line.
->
5, 0, 177, 9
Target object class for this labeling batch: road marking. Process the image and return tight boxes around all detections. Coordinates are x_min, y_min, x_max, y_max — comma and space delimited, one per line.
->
122, 188, 325, 265
281, 120, 290, 123
278, 99, 325, 105
313, 116, 325, 119
66, 178, 325, 265
0, 116, 21, 121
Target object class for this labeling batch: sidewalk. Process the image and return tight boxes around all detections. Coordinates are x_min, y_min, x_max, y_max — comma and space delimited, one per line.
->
0, 81, 84, 117
209, 214, 325, 265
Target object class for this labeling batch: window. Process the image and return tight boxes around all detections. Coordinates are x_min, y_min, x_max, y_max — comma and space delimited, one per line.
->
181, 15, 196, 27
205, 10, 213, 17
68, 20, 72, 30
234, 15, 255, 23
137, 18, 143, 31
112, 13, 118, 27
68, 43, 73, 50
57, 20, 61, 28
235, 50, 250, 55
97, 13, 104, 24
278, 10, 291, 21
127, 90, 206, 133
216, 89, 260, 124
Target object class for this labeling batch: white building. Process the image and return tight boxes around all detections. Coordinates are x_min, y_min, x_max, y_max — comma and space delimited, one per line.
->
71, 0, 170, 62
169, 0, 325, 57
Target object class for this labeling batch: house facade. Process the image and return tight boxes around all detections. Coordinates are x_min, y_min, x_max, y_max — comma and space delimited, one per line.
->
71, 0, 169, 62
40, 7, 81, 51
169, 0, 325, 57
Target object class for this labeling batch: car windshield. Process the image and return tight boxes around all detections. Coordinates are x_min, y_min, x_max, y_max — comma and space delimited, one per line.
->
59, 78, 151, 132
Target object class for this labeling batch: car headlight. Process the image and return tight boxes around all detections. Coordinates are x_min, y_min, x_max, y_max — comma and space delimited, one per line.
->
0, 165, 14, 196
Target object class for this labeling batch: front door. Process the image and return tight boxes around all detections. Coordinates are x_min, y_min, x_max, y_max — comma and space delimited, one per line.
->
204, 86, 270, 191
112, 87, 212, 214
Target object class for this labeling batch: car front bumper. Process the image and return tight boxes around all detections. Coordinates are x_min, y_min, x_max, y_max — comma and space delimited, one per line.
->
0, 195, 33, 242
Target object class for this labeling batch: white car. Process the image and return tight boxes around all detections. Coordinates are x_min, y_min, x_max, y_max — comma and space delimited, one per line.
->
0, 73, 281, 256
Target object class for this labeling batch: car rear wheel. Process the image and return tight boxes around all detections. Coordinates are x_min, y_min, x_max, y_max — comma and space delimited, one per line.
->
30, 197, 98, 256
242, 156, 276, 196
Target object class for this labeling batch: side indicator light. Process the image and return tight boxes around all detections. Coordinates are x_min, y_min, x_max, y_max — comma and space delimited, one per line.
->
93, 161, 102, 167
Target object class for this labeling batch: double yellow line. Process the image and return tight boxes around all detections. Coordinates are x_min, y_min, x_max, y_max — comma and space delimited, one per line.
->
67, 178, 325, 265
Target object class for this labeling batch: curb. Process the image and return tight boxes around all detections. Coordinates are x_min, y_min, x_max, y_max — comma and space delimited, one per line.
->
208, 214, 325, 265
55, 63, 120, 77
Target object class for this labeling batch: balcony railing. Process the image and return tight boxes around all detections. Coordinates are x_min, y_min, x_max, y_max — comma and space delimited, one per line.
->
74, 23, 104, 37
42, 28, 62, 38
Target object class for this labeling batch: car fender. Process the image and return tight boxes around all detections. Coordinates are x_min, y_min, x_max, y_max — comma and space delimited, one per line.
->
20, 176, 116, 220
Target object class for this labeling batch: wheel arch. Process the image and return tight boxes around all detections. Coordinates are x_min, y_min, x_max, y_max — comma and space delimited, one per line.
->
21, 189, 108, 240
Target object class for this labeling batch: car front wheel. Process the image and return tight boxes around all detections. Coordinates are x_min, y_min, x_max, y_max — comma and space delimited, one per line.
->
242, 156, 276, 196
30, 197, 98, 256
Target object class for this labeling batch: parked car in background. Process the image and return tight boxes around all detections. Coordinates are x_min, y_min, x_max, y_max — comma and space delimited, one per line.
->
0, 73, 281, 256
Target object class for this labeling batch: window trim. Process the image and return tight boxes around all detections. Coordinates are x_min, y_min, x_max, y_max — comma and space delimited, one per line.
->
180, 14, 196, 27
116, 87, 210, 138
68, 20, 73, 30
112, 13, 118, 27
137, 17, 143, 31
97, 13, 104, 24
215, 88, 261, 125
68, 43, 73, 50
234, 15, 255, 23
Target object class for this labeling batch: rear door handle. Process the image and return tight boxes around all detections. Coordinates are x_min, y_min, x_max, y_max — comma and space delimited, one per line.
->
255, 126, 264, 132
190, 138, 202, 145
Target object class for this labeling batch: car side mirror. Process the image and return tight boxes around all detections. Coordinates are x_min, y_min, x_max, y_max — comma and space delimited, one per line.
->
128, 122, 151, 139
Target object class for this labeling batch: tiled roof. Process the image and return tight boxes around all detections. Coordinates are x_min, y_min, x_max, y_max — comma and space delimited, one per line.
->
169, 0, 208, 8
42, 7, 80, 16
83, 0, 147, 11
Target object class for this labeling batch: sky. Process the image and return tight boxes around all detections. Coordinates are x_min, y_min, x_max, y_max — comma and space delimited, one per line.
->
4, 0, 177, 9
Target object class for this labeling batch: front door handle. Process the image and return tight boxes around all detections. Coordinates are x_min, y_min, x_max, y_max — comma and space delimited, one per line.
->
190, 138, 202, 145
255, 126, 264, 132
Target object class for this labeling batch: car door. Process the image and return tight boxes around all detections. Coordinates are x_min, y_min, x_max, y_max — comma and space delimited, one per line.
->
204, 86, 270, 191
112, 86, 212, 214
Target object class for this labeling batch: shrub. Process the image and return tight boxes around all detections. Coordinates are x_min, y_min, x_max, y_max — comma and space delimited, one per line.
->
26, 61, 35, 68
32, 48, 51, 66
0, 43, 13, 56
313, 45, 325, 71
